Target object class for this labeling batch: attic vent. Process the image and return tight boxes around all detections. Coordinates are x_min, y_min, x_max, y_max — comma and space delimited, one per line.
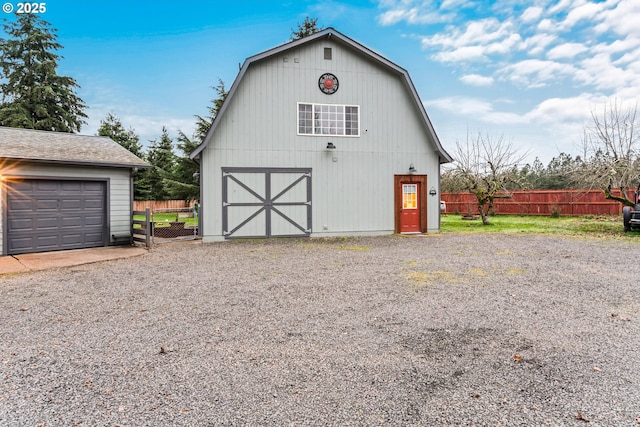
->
324, 47, 332, 60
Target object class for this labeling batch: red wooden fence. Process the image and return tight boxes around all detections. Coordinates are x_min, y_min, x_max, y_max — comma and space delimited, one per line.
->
133, 200, 197, 211
441, 189, 636, 216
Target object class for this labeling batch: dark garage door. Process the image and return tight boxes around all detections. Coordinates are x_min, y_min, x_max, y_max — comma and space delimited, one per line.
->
6, 179, 107, 255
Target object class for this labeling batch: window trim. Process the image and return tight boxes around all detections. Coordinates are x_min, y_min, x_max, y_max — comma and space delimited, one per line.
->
297, 102, 360, 137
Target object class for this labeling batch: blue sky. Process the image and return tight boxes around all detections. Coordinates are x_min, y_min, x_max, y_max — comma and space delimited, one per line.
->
2, 0, 639, 164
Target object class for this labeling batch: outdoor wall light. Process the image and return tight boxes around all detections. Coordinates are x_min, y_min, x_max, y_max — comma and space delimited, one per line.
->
409, 163, 416, 173
429, 186, 437, 196
326, 142, 336, 149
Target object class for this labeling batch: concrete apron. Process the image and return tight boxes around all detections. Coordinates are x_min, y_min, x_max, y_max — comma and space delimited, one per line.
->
0, 246, 148, 276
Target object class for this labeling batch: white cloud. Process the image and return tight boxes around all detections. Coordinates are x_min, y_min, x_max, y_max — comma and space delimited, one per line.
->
428, 96, 493, 116
432, 45, 488, 62
428, 96, 527, 124
548, 0, 582, 15
559, 1, 607, 30
499, 59, 578, 88
526, 95, 593, 123
523, 33, 558, 56
421, 18, 522, 62
536, 19, 558, 33
440, 0, 473, 9
576, 52, 634, 91
460, 74, 494, 86
547, 42, 589, 59
521, 6, 544, 23
596, 0, 640, 37
377, 1, 453, 25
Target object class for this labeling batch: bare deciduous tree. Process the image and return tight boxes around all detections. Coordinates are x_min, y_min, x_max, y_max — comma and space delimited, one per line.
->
578, 99, 640, 206
450, 132, 527, 224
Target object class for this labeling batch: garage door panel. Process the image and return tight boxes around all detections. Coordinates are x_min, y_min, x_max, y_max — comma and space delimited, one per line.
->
35, 199, 58, 211
60, 216, 83, 228
84, 215, 105, 226
10, 180, 33, 193
61, 233, 83, 245
35, 181, 59, 192
83, 232, 105, 244
36, 235, 61, 249
6, 179, 107, 255
84, 198, 104, 209
9, 237, 35, 251
60, 198, 82, 210
36, 216, 58, 229
59, 181, 82, 191
81, 182, 104, 192
9, 218, 34, 231
8, 198, 34, 211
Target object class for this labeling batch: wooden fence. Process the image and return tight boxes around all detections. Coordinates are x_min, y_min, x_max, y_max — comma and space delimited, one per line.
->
132, 208, 151, 247
441, 189, 636, 216
133, 200, 197, 211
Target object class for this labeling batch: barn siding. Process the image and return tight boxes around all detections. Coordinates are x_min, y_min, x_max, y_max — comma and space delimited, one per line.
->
0, 163, 132, 255
200, 37, 443, 241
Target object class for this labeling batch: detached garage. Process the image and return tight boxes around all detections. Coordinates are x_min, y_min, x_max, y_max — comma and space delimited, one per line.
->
0, 126, 148, 256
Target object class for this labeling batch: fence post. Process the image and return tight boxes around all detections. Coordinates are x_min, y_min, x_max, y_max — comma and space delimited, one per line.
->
132, 207, 151, 248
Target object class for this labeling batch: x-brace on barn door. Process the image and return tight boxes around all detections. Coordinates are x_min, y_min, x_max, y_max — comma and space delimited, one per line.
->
222, 168, 312, 239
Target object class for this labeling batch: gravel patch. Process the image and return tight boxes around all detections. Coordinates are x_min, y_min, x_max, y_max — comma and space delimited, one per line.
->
1, 234, 639, 426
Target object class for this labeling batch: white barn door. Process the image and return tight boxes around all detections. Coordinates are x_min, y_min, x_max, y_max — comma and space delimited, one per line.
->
222, 168, 311, 239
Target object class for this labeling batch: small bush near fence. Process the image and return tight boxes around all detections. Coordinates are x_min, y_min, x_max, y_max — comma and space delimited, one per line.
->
442, 189, 634, 217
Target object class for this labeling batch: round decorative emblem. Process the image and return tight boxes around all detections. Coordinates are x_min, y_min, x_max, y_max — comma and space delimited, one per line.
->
318, 73, 339, 95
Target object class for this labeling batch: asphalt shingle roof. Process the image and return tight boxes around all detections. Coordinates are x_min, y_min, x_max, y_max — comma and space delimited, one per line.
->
0, 126, 148, 168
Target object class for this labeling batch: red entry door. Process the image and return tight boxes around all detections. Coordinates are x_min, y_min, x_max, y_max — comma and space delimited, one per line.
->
400, 183, 421, 233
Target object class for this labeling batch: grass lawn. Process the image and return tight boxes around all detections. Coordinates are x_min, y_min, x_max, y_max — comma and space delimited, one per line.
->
441, 213, 640, 238
133, 212, 197, 228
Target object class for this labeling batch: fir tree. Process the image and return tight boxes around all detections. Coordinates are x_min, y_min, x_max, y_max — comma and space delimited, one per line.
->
290, 17, 323, 40
97, 113, 144, 158
0, 13, 87, 132
97, 113, 149, 199
144, 127, 176, 201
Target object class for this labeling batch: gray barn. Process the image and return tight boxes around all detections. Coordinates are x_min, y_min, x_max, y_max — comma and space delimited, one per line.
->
190, 28, 452, 242
0, 127, 148, 255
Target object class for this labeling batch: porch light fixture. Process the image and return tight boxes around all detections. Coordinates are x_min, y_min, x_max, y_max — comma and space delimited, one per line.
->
409, 163, 416, 173
429, 186, 437, 196
326, 142, 336, 149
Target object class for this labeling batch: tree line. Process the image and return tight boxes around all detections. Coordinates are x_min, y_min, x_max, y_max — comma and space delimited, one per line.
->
96, 80, 227, 201
0, 14, 322, 201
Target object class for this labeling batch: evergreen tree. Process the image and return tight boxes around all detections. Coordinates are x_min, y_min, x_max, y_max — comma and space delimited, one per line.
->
194, 79, 227, 141
97, 113, 149, 199
0, 13, 87, 132
290, 17, 323, 40
97, 113, 144, 157
143, 127, 176, 201
166, 80, 228, 201
165, 131, 200, 201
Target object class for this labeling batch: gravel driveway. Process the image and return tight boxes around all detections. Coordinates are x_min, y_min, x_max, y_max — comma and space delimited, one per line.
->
1, 234, 639, 426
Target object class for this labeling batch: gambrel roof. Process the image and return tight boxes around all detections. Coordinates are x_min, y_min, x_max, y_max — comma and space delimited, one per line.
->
190, 27, 452, 163
0, 126, 149, 168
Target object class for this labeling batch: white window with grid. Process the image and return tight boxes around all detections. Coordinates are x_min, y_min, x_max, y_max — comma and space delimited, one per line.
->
297, 103, 359, 137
